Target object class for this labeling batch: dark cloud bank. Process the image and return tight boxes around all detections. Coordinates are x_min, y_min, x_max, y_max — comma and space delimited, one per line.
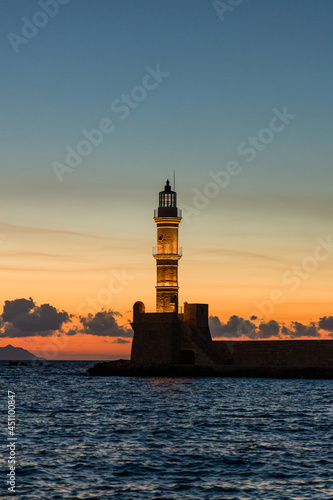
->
1, 298, 332, 340
1, 298, 69, 338
209, 315, 333, 339
0, 298, 132, 339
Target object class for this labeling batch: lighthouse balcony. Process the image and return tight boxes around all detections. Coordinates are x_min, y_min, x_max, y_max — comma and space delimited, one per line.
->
152, 247, 182, 258
154, 208, 182, 218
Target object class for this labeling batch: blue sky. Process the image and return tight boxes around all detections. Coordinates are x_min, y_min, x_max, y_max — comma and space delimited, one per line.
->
1, 0, 333, 329
2, 0, 332, 189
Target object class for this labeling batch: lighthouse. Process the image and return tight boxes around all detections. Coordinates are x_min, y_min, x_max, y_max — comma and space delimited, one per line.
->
153, 180, 182, 313
131, 178, 212, 367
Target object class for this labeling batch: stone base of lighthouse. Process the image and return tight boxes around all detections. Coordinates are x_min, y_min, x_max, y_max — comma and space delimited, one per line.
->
130, 301, 219, 366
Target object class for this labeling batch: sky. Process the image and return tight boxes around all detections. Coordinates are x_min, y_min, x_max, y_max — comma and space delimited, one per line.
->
1, 0, 333, 359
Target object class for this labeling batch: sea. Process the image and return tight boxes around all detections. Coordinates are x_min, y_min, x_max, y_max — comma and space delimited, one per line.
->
1, 361, 333, 500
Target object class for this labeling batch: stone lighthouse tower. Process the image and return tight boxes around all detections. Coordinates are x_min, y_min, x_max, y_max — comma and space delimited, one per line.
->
131, 177, 213, 367
153, 180, 182, 313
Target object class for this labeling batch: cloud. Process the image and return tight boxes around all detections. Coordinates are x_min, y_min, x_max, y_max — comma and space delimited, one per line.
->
256, 320, 281, 339
209, 316, 323, 340
2, 298, 35, 323
281, 322, 320, 338
112, 338, 130, 344
65, 327, 80, 336
209, 315, 256, 338
1, 298, 70, 338
318, 316, 333, 332
14, 304, 69, 333
0, 299, 133, 340
79, 310, 133, 338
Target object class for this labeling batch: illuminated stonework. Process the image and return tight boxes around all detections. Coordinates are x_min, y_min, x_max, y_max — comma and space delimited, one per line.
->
153, 180, 182, 313
130, 179, 213, 368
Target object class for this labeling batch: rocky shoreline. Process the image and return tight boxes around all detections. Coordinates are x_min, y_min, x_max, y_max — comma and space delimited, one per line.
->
87, 360, 333, 379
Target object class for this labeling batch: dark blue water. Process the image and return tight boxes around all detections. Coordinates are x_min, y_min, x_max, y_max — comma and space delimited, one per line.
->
1, 361, 333, 499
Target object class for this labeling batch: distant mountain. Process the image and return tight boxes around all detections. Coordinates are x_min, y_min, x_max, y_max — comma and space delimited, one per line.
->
0, 344, 45, 361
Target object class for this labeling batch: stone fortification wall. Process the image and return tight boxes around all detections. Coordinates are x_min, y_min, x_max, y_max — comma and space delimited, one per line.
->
213, 340, 333, 368
131, 312, 181, 365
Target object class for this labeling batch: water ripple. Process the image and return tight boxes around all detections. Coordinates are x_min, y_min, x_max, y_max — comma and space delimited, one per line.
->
1, 361, 333, 499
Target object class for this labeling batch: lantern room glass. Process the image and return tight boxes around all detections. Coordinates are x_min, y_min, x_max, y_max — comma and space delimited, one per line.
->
159, 180, 177, 208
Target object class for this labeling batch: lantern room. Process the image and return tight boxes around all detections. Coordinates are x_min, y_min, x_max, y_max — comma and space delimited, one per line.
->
156, 179, 179, 217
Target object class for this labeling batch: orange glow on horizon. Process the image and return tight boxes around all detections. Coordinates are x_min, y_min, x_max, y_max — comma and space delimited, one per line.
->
1, 186, 333, 358
2, 334, 131, 361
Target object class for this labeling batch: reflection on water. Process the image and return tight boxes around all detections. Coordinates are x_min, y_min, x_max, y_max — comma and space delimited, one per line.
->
1, 361, 333, 499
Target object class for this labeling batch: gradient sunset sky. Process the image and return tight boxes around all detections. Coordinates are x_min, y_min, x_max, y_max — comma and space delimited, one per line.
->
1, 0, 333, 359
